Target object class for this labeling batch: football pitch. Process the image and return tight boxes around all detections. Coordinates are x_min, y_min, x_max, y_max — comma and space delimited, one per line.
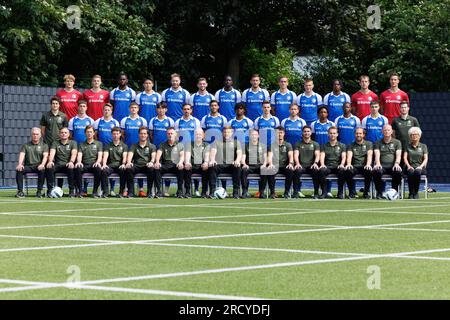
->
0, 189, 450, 300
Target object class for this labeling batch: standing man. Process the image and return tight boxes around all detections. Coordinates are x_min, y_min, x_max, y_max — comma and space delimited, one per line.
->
56, 74, 83, 120
93, 103, 120, 146
281, 104, 307, 147
361, 101, 389, 143
148, 102, 175, 148
110, 72, 136, 123
120, 102, 148, 148
380, 72, 410, 124
46, 127, 78, 198
201, 100, 228, 144
345, 127, 373, 199
323, 79, 351, 122
136, 77, 162, 124
263, 127, 296, 199
254, 102, 280, 147
373, 125, 403, 199
101, 127, 128, 198
84, 75, 110, 121
190, 77, 215, 120
154, 128, 185, 198
334, 102, 361, 145
208, 126, 242, 199
227, 102, 254, 146
74, 126, 103, 198
174, 104, 201, 145
318, 127, 346, 199
293, 126, 320, 198
15, 128, 49, 198
296, 79, 323, 126
68, 100, 95, 144
214, 75, 242, 121
162, 73, 191, 120
125, 127, 156, 198
391, 101, 420, 148
40, 96, 68, 146
271, 76, 297, 121
240, 129, 268, 198
184, 128, 210, 198
351, 75, 379, 121
242, 74, 270, 121
311, 106, 335, 146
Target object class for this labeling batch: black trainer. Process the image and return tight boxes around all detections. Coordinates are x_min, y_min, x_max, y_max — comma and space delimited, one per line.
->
15, 191, 25, 198
36, 190, 43, 198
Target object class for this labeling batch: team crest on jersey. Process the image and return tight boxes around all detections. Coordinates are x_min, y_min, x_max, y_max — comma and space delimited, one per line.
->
397, 95, 401, 100
153, 97, 157, 102
126, 93, 130, 98
350, 120, 355, 125
144, 147, 149, 154
287, 96, 291, 101
178, 94, 183, 99
190, 122, 195, 127
100, 95, 104, 99
231, 94, 235, 99
362, 145, 367, 151
259, 94, 263, 99
110, 124, 114, 128
92, 145, 97, 150
206, 98, 211, 102
340, 97, 345, 102
118, 146, 123, 152
72, 94, 76, 99
312, 98, 316, 103
164, 122, 169, 127
368, 96, 373, 101
56, 117, 62, 124
378, 121, 383, 126
407, 121, 411, 126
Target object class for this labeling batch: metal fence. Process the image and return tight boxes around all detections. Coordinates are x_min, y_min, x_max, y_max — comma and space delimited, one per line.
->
0, 85, 449, 186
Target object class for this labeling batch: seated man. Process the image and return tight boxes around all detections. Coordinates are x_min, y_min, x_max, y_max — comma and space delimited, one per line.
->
373, 124, 403, 199
46, 127, 77, 197
263, 126, 297, 199
293, 126, 320, 198
345, 127, 373, 199
240, 129, 268, 198
15, 128, 49, 198
74, 125, 103, 197
154, 127, 185, 198
184, 128, 210, 198
101, 127, 128, 198
318, 126, 346, 199
125, 127, 156, 198
208, 126, 242, 199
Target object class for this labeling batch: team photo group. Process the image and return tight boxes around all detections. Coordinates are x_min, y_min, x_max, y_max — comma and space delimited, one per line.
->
15, 71, 428, 200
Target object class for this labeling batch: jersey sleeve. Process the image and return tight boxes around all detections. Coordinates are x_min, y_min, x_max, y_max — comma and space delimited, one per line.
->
184, 89, 191, 103
189, 94, 195, 106
194, 118, 201, 129
226, 119, 233, 126
344, 93, 351, 103
296, 94, 302, 105
361, 117, 368, 129
200, 116, 206, 129
263, 89, 270, 101
381, 115, 389, 125
130, 89, 136, 101
247, 119, 254, 128
88, 117, 95, 125
148, 118, 154, 130
310, 121, 316, 133
168, 117, 175, 127
355, 116, 361, 127
174, 119, 180, 130
316, 93, 323, 105
161, 89, 168, 102
109, 89, 116, 101
280, 118, 287, 128
274, 117, 280, 127
68, 118, 74, 131
135, 92, 142, 105
323, 93, 330, 106
253, 118, 260, 129
141, 118, 148, 127
221, 115, 227, 125
270, 92, 276, 105
241, 89, 248, 103
214, 90, 221, 101
235, 90, 242, 103
93, 119, 100, 130
156, 92, 162, 103
120, 118, 127, 129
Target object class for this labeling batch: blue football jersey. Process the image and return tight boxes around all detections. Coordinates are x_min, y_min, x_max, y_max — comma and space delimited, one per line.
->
323, 92, 351, 123
68, 115, 95, 143
242, 88, 270, 121
174, 116, 201, 144
362, 115, 389, 143
311, 120, 335, 145
254, 115, 280, 146
110, 87, 136, 123
190, 92, 215, 120
120, 116, 148, 147
334, 115, 361, 145
271, 90, 297, 121
136, 91, 162, 123
93, 117, 120, 145
227, 117, 254, 145
201, 114, 228, 143
161, 87, 190, 120
296, 92, 323, 125
214, 88, 242, 121
281, 117, 307, 146
148, 116, 175, 148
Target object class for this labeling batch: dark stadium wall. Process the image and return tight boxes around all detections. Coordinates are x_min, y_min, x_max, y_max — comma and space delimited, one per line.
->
0, 85, 449, 186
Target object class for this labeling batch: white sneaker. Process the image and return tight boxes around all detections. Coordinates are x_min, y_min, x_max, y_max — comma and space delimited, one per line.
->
298, 192, 306, 198
194, 191, 201, 197
109, 191, 116, 197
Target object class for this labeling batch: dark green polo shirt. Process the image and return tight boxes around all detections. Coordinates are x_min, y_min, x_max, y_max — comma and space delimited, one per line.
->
40, 111, 68, 145
159, 141, 184, 164
105, 141, 128, 167
20, 141, 49, 166
51, 140, 77, 166
79, 140, 103, 165
321, 141, 346, 168
272, 141, 293, 167
374, 138, 402, 167
245, 143, 266, 166
190, 142, 210, 165
295, 140, 320, 167
392, 116, 420, 147
347, 140, 373, 168
130, 142, 156, 167
212, 139, 241, 165
405, 143, 428, 168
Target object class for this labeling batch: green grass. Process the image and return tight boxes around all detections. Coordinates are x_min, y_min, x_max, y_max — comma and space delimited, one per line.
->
0, 189, 449, 299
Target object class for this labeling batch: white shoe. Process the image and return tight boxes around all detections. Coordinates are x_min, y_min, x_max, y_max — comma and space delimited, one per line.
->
194, 191, 201, 197
109, 191, 116, 197
326, 192, 333, 198
298, 192, 306, 198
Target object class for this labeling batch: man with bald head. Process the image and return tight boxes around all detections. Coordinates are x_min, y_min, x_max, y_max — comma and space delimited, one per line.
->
15, 128, 49, 198
373, 124, 403, 199
184, 128, 210, 198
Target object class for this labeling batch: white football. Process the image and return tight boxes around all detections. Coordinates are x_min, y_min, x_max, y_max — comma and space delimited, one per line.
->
384, 188, 399, 201
50, 187, 64, 198
213, 187, 227, 199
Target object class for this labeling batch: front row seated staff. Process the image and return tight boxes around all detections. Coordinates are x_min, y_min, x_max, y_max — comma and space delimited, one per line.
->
15, 128, 49, 198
